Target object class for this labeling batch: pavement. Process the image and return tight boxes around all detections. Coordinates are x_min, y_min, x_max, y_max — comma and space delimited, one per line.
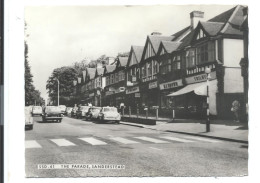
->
120, 117, 248, 144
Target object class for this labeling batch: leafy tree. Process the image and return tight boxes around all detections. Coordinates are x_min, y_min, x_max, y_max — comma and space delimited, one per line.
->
73, 59, 90, 74
24, 22, 45, 106
46, 66, 78, 106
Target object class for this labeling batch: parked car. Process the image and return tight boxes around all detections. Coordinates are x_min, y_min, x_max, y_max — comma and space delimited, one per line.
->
42, 106, 63, 122
76, 106, 90, 119
58, 105, 67, 115
65, 107, 73, 116
71, 107, 78, 118
97, 107, 121, 124
31, 106, 42, 116
85, 107, 101, 121
25, 106, 34, 130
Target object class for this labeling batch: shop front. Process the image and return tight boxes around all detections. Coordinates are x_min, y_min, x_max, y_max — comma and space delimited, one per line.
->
140, 80, 159, 109
168, 71, 217, 118
125, 85, 141, 114
159, 79, 184, 117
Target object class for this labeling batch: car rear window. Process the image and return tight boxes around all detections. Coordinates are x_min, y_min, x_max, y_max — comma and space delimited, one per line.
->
103, 108, 117, 112
45, 107, 60, 113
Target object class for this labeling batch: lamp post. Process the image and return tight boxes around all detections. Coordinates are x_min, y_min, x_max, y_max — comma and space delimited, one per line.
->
56, 78, 60, 106
205, 67, 211, 132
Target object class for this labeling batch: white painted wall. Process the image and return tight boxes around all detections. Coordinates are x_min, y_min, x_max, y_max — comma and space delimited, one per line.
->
224, 68, 244, 93
102, 76, 106, 89
223, 38, 244, 67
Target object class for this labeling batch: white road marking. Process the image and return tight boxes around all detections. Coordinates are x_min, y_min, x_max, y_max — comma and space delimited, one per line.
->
183, 136, 220, 143
160, 136, 194, 143
50, 139, 76, 146
149, 147, 162, 151
25, 140, 42, 149
110, 137, 140, 144
134, 136, 170, 144
78, 137, 107, 145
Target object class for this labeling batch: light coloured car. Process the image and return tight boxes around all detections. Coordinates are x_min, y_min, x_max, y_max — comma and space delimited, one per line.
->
25, 106, 34, 130
42, 106, 63, 122
76, 106, 90, 119
97, 107, 121, 124
58, 105, 67, 115
85, 107, 101, 120
32, 106, 42, 116
65, 107, 73, 116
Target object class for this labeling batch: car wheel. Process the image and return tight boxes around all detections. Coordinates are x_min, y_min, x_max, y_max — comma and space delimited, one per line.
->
115, 121, 120, 124
42, 117, 45, 122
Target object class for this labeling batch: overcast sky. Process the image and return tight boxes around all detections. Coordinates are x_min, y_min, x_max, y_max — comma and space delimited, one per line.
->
25, 5, 235, 99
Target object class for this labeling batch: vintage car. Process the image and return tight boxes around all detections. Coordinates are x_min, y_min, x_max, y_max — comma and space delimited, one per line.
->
71, 107, 78, 118
31, 106, 42, 116
85, 107, 101, 120
76, 106, 90, 119
65, 107, 73, 116
58, 105, 67, 115
97, 107, 121, 124
25, 106, 34, 130
42, 106, 63, 122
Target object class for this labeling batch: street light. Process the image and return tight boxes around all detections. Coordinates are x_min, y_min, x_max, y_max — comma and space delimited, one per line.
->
205, 67, 211, 132
55, 78, 60, 106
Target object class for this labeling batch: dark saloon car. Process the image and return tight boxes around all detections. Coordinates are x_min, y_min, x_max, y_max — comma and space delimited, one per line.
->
42, 106, 63, 122
76, 106, 90, 119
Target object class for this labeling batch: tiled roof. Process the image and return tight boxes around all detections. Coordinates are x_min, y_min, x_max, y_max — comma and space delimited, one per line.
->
132, 46, 144, 62
208, 6, 237, 23
161, 41, 182, 53
200, 22, 225, 36
149, 35, 174, 53
104, 65, 116, 74
86, 68, 96, 80
118, 56, 128, 67
96, 68, 104, 76
178, 30, 195, 50
171, 26, 191, 41
207, 5, 245, 36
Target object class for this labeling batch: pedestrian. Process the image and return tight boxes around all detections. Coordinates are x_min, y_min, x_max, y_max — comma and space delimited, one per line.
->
231, 100, 240, 122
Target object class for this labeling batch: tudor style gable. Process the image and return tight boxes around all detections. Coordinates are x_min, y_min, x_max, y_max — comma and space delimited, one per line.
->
144, 38, 156, 60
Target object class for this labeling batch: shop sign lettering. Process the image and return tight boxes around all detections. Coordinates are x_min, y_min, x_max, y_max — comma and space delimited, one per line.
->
159, 79, 183, 90
185, 71, 216, 84
149, 81, 158, 89
126, 86, 139, 94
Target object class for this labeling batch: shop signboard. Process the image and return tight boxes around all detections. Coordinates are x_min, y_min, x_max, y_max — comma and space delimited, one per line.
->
148, 81, 158, 89
132, 76, 136, 82
105, 91, 114, 96
126, 86, 139, 94
159, 79, 183, 90
135, 93, 140, 98
185, 71, 216, 84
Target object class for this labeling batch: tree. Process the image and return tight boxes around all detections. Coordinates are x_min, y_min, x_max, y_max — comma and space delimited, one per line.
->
73, 59, 90, 74
46, 66, 78, 106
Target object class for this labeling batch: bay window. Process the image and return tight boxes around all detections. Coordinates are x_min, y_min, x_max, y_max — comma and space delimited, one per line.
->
196, 41, 215, 64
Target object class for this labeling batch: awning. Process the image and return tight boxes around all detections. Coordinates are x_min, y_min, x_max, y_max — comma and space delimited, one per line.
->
167, 82, 207, 97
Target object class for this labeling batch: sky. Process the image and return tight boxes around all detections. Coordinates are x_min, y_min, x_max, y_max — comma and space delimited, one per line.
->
25, 5, 235, 100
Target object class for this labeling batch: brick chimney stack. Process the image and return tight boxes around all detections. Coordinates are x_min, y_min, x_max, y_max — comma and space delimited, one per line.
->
190, 11, 204, 29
